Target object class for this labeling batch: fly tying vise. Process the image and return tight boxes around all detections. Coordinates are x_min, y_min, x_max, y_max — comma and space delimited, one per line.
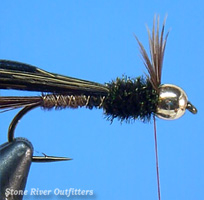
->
0, 16, 197, 161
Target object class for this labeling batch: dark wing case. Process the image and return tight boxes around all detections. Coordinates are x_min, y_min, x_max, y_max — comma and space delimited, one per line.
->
0, 60, 109, 95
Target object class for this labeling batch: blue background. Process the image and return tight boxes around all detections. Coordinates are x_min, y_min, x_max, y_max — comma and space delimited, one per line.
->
0, 1, 203, 200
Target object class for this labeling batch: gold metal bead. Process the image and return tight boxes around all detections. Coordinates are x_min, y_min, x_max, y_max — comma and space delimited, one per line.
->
156, 84, 197, 120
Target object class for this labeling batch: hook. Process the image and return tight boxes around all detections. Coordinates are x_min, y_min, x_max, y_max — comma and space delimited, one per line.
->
8, 105, 71, 162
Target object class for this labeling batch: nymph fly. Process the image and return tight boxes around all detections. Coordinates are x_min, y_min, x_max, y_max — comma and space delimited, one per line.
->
0, 16, 197, 200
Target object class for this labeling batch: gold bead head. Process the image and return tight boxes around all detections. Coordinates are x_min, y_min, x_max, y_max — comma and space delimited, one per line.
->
156, 84, 197, 120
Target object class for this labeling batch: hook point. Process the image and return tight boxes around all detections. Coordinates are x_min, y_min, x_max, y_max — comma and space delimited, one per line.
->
32, 155, 72, 162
